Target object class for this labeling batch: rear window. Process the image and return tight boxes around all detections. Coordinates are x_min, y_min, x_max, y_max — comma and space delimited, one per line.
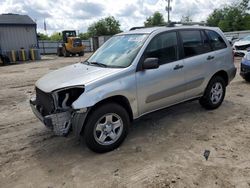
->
205, 30, 227, 51
180, 30, 211, 58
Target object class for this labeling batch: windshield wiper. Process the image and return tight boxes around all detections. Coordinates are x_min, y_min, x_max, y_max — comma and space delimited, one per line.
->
82, 60, 90, 65
82, 60, 124, 68
89, 62, 108, 68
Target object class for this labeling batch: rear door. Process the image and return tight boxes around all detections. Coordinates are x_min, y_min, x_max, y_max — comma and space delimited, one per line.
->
179, 29, 216, 99
205, 30, 229, 71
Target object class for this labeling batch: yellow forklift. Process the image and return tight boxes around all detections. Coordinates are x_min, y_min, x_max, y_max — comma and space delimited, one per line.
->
57, 30, 85, 57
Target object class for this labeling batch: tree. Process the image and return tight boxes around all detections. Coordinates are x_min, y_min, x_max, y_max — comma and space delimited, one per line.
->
181, 15, 193, 23
37, 32, 50, 40
50, 32, 62, 41
79, 32, 90, 40
207, 9, 224, 27
87, 16, 122, 37
144, 12, 166, 27
207, 0, 250, 31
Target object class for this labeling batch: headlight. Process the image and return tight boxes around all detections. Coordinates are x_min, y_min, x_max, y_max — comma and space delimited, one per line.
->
53, 86, 84, 109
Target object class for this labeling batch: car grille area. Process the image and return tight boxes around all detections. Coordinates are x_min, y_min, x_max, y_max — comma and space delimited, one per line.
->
235, 44, 250, 51
35, 87, 55, 116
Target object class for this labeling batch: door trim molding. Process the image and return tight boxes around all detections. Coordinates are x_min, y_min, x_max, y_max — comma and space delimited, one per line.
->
145, 77, 204, 103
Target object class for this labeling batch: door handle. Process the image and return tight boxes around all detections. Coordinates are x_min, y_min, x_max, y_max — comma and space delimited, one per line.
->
207, 56, 215, 60
173, 64, 184, 70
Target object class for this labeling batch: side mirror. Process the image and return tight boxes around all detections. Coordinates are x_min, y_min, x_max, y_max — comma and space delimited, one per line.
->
142, 58, 159, 70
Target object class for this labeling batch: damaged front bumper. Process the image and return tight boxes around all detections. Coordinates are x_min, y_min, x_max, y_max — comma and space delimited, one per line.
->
30, 98, 72, 136
30, 98, 88, 137
233, 50, 247, 56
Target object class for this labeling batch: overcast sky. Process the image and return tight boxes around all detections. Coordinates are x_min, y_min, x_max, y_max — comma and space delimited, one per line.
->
0, 0, 237, 35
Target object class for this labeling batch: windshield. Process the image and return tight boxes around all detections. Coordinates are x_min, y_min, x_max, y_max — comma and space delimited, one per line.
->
86, 34, 148, 68
243, 36, 250, 41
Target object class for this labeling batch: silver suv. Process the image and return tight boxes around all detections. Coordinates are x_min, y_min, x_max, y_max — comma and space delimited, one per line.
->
30, 26, 236, 153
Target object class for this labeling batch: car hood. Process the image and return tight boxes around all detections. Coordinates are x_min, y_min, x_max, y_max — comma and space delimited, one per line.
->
35, 62, 123, 93
234, 40, 250, 47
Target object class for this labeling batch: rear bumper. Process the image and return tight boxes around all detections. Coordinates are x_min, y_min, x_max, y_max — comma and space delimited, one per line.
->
228, 67, 237, 83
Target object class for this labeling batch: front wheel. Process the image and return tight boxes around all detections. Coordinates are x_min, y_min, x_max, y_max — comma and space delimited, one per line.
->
199, 76, 226, 110
78, 51, 84, 56
83, 103, 130, 153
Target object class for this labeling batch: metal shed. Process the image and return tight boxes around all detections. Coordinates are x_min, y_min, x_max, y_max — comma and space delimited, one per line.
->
0, 13, 38, 52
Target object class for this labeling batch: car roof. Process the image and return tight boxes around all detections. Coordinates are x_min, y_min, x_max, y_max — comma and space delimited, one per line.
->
119, 26, 220, 35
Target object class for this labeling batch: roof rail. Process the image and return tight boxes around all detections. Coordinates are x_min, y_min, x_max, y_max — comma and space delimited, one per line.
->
129, 27, 146, 31
166, 22, 207, 27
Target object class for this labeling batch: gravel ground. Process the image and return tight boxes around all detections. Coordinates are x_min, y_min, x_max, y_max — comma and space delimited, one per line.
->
0, 55, 250, 188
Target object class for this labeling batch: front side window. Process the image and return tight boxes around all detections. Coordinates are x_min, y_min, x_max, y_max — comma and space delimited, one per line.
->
180, 30, 208, 58
87, 34, 148, 68
205, 30, 227, 51
242, 35, 250, 41
145, 32, 179, 64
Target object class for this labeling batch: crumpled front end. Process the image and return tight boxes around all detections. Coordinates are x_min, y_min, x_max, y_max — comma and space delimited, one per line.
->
233, 43, 250, 56
30, 86, 85, 136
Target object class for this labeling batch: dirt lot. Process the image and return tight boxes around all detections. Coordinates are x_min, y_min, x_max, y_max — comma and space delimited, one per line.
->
0, 55, 250, 188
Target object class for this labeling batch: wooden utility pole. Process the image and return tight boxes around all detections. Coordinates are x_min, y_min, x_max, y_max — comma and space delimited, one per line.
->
165, 0, 172, 23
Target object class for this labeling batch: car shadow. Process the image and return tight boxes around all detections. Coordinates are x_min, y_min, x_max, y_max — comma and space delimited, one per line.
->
29, 99, 237, 176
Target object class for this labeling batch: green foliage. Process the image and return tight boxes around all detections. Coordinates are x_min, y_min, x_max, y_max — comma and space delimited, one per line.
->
50, 32, 62, 41
87, 16, 122, 37
79, 32, 90, 40
144, 12, 166, 27
207, 0, 250, 31
37, 32, 50, 40
181, 15, 193, 23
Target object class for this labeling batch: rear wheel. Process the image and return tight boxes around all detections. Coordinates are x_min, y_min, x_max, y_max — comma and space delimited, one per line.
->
83, 103, 129, 153
199, 76, 226, 110
63, 47, 70, 57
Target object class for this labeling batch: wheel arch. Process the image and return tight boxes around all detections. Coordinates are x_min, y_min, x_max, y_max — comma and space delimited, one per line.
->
79, 95, 133, 136
211, 70, 229, 86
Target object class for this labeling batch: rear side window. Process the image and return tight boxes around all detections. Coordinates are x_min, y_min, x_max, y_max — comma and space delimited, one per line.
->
145, 32, 178, 64
205, 30, 227, 50
180, 30, 210, 58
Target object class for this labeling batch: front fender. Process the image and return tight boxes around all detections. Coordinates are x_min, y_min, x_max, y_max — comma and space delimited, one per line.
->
71, 72, 138, 118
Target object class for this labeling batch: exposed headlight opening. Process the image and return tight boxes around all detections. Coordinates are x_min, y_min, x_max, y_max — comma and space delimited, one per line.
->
53, 86, 85, 110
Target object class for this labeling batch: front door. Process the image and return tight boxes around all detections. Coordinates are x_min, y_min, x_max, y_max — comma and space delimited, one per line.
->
136, 31, 186, 116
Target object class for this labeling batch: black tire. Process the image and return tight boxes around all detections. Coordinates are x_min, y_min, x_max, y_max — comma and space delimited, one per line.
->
57, 47, 63, 57
78, 51, 84, 56
244, 76, 250, 82
63, 47, 70, 57
0, 55, 4, 66
83, 103, 129, 153
199, 76, 226, 110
